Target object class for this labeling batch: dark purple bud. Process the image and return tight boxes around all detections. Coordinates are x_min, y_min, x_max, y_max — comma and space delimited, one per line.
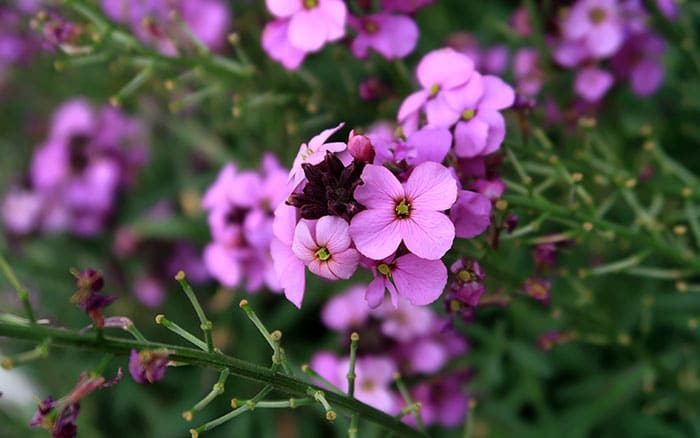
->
52, 403, 80, 438
71, 268, 104, 293
30, 396, 56, 428
505, 214, 518, 233
129, 349, 170, 384
347, 131, 375, 163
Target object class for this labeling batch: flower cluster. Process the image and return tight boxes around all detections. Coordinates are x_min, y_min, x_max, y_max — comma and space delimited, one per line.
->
273, 48, 513, 309
2, 99, 148, 236
201, 154, 289, 292
512, 0, 669, 104
262, 0, 428, 69
101, 0, 231, 56
311, 285, 470, 427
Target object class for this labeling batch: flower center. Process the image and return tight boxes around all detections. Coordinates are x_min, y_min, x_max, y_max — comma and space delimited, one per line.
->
429, 83, 441, 97
363, 20, 378, 34
458, 269, 475, 282
395, 199, 411, 218
377, 263, 391, 276
315, 247, 331, 261
588, 7, 606, 24
461, 109, 475, 121
303, 0, 319, 9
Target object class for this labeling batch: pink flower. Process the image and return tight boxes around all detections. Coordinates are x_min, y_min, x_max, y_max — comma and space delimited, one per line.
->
289, 123, 346, 189
364, 253, 447, 308
321, 285, 370, 331
445, 72, 515, 158
450, 190, 492, 238
262, 19, 306, 70
265, 0, 347, 52
398, 48, 475, 133
349, 13, 418, 60
271, 203, 306, 308
292, 216, 360, 280
373, 297, 435, 341
380, 0, 433, 13
350, 162, 458, 261
561, 0, 623, 59
574, 66, 614, 102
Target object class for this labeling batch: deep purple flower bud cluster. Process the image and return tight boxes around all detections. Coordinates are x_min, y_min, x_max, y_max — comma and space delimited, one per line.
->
201, 154, 289, 292
70, 268, 117, 329
2, 99, 148, 237
262, 0, 429, 69
101, 0, 231, 56
270, 48, 513, 309
128, 349, 170, 384
313, 286, 470, 427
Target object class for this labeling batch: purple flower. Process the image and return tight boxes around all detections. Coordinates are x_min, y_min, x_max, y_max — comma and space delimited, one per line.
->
347, 131, 376, 163
409, 374, 470, 427
128, 349, 169, 384
262, 19, 307, 69
562, 0, 623, 58
574, 66, 614, 102
655, 0, 678, 20
445, 72, 515, 158
265, 0, 347, 52
271, 203, 307, 308
380, 0, 433, 13
514, 48, 543, 97
370, 126, 452, 167
449, 190, 492, 239
133, 274, 166, 308
350, 162, 458, 261
364, 253, 447, 308
70, 268, 117, 329
289, 123, 346, 189
349, 12, 418, 60
611, 32, 665, 96
321, 285, 371, 331
373, 297, 435, 342
292, 216, 360, 280
398, 48, 475, 132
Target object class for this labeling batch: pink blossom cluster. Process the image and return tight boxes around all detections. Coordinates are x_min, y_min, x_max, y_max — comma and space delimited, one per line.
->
201, 154, 289, 293
2, 99, 148, 236
512, 0, 669, 104
101, 0, 231, 56
262, 0, 430, 69
311, 285, 471, 427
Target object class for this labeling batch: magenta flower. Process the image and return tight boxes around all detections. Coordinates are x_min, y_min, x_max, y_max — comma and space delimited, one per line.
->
380, 0, 433, 13
398, 48, 475, 132
561, 0, 623, 58
292, 216, 360, 280
409, 374, 470, 427
350, 162, 458, 261
128, 349, 170, 384
450, 190, 492, 239
373, 297, 435, 342
262, 19, 307, 70
349, 12, 418, 60
289, 123, 346, 189
265, 0, 347, 52
370, 126, 451, 167
445, 73, 515, 158
611, 32, 665, 97
574, 66, 614, 102
364, 253, 447, 308
321, 285, 370, 331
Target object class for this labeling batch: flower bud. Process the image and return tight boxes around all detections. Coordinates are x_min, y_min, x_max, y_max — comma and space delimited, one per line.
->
347, 131, 375, 163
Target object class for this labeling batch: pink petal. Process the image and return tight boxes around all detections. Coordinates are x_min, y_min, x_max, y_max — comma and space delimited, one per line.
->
272, 203, 297, 245
587, 22, 623, 58
443, 72, 484, 112
203, 243, 241, 287
291, 220, 318, 262
453, 118, 489, 158
354, 164, 404, 209
365, 276, 388, 308
425, 93, 461, 128
409, 339, 447, 373
350, 208, 402, 260
397, 90, 428, 123
398, 209, 455, 260
404, 161, 458, 211
327, 248, 360, 279
262, 19, 307, 70
478, 110, 507, 156
319, 0, 347, 41
315, 215, 351, 253
271, 238, 306, 308
450, 190, 492, 238
265, 0, 302, 17
307, 122, 345, 149
479, 75, 515, 110
417, 48, 474, 89
408, 127, 452, 165
392, 254, 447, 305
289, 9, 328, 52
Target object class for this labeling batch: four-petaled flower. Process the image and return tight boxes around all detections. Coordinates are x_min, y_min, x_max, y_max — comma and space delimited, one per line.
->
292, 215, 360, 280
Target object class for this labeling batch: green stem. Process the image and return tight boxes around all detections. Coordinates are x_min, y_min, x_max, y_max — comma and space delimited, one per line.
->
176, 272, 214, 352
0, 254, 36, 324
0, 319, 425, 437
394, 374, 425, 433
239, 300, 293, 375
156, 314, 209, 351
184, 368, 230, 421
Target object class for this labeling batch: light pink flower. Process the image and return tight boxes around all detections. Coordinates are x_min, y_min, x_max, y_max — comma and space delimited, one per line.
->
289, 123, 346, 189
562, 0, 623, 58
265, 0, 347, 52
262, 19, 306, 70
271, 203, 306, 308
574, 66, 614, 102
350, 162, 457, 261
364, 253, 447, 308
349, 13, 418, 60
450, 190, 492, 238
321, 285, 370, 331
292, 216, 360, 280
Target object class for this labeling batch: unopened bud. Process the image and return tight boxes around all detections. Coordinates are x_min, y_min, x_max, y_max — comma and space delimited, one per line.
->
347, 131, 375, 163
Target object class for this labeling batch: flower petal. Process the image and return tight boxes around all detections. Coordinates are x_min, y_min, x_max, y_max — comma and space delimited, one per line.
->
392, 254, 447, 305
399, 209, 455, 260
354, 164, 404, 209
350, 208, 402, 260
315, 215, 351, 253
417, 48, 474, 89
479, 75, 515, 110
450, 190, 492, 238
265, 0, 302, 17
365, 276, 387, 308
271, 238, 306, 308
327, 248, 360, 279
291, 220, 318, 262
404, 161, 458, 211
453, 118, 489, 158
397, 90, 428, 123
289, 9, 328, 52
408, 127, 452, 165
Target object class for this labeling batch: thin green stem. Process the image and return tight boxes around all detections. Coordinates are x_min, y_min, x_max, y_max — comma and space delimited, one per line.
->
176, 272, 214, 352
0, 319, 426, 437
239, 300, 293, 375
192, 386, 273, 436
347, 332, 360, 438
184, 369, 230, 421
0, 254, 36, 324
156, 314, 209, 351
394, 374, 425, 432
308, 388, 337, 421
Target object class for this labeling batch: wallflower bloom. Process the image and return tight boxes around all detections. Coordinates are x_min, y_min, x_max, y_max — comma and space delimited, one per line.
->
562, 0, 623, 58
611, 32, 665, 96
292, 216, 360, 280
262, 19, 307, 70
289, 123, 346, 189
349, 12, 418, 60
271, 204, 307, 308
574, 66, 614, 102
350, 162, 458, 261
445, 73, 515, 158
128, 349, 170, 384
265, 0, 347, 52
365, 253, 447, 307
449, 190, 492, 239
321, 284, 370, 331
